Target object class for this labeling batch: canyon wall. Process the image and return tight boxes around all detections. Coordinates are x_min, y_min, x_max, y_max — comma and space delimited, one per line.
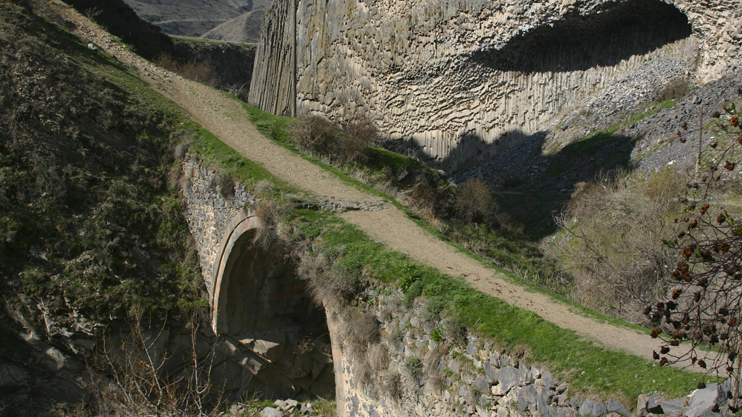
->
249, 0, 742, 172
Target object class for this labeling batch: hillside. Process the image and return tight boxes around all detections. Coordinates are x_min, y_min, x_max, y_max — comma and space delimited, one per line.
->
201, 0, 271, 43
2, 0, 740, 416
122, 0, 268, 41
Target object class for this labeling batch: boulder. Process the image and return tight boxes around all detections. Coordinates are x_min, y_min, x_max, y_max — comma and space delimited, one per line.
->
485, 362, 498, 384
660, 398, 685, 417
497, 367, 520, 393
684, 383, 726, 417
254, 339, 284, 363
260, 407, 283, 417
607, 399, 631, 416
579, 399, 607, 416
474, 375, 490, 393
647, 393, 664, 414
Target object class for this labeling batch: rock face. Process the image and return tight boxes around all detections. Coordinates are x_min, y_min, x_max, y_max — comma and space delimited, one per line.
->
249, 0, 742, 173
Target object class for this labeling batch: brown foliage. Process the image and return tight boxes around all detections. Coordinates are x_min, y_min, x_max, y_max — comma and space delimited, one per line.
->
455, 176, 494, 223
547, 169, 685, 321
291, 115, 376, 165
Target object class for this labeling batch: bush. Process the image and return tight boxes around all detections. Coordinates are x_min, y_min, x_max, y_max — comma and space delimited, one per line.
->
546, 169, 686, 321
405, 356, 423, 379
455, 176, 494, 223
291, 116, 376, 166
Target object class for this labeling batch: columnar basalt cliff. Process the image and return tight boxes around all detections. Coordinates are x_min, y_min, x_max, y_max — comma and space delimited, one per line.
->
249, 0, 742, 172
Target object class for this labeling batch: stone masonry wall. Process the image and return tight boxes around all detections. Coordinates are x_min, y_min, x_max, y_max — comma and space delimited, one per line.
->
249, 0, 742, 173
180, 157, 257, 295
326, 286, 739, 417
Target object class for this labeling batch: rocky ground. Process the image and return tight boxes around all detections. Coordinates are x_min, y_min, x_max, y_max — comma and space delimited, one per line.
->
454, 60, 742, 194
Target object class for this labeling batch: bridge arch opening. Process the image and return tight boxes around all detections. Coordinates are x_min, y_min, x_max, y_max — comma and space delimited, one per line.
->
213, 222, 334, 400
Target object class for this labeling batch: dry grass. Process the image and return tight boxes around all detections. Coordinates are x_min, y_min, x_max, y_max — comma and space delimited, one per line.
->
384, 372, 403, 400
545, 168, 686, 321
455, 176, 495, 223
251, 199, 289, 249
291, 115, 377, 166
340, 309, 380, 356
209, 172, 234, 199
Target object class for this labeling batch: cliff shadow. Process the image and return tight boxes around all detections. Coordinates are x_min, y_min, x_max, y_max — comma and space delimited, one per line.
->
470, 0, 693, 73
447, 129, 641, 237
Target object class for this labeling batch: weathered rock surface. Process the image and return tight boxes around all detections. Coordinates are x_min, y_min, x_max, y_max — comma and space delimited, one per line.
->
250, 0, 742, 173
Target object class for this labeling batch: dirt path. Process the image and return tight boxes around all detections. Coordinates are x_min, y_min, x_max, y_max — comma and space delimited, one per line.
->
54, 0, 706, 371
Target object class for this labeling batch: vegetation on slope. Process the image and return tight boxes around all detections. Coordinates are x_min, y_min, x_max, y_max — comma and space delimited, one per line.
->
0, 0, 207, 325
183, 132, 707, 405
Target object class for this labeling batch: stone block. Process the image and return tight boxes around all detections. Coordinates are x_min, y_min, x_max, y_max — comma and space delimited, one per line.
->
260, 407, 283, 417
485, 362, 498, 384
579, 399, 607, 416
647, 393, 664, 414
660, 398, 684, 417
607, 399, 631, 416
685, 383, 725, 417
497, 367, 520, 393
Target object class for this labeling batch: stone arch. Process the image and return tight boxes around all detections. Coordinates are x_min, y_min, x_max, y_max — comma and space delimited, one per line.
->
209, 210, 335, 399
210, 210, 319, 335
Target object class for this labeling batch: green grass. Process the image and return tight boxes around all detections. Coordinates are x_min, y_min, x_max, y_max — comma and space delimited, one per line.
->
188, 128, 295, 193
239, 101, 410, 207
290, 210, 710, 404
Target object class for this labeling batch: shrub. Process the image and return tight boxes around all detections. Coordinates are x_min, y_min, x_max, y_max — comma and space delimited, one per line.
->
455, 176, 494, 223
423, 296, 447, 321
405, 356, 423, 379
290, 116, 376, 166
547, 168, 686, 321
209, 172, 234, 199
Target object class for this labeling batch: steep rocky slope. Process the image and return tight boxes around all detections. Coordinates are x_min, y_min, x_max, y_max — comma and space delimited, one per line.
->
201, 0, 271, 43
0, 0, 204, 413
122, 0, 253, 37
250, 0, 742, 173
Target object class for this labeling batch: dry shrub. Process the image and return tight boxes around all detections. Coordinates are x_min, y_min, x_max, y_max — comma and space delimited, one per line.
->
174, 143, 190, 160
545, 168, 686, 321
254, 179, 275, 194
291, 116, 375, 166
442, 315, 467, 345
367, 343, 389, 372
209, 172, 234, 199
297, 251, 366, 307
455, 176, 494, 223
423, 349, 442, 378
341, 309, 380, 355
659, 78, 691, 102
384, 372, 403, 400
251, 199, 287, 248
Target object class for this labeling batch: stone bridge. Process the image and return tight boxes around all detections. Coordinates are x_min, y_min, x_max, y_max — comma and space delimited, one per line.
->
180, 158, 335, 401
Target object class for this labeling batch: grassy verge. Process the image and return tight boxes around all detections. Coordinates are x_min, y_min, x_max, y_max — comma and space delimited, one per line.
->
289, 210, 708, 402
226, 94, 662, 334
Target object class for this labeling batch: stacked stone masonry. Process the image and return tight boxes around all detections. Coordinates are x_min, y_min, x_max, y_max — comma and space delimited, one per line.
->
326, 287, 740, 417
249, 0, 742, 173
181, 157, 257, 295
